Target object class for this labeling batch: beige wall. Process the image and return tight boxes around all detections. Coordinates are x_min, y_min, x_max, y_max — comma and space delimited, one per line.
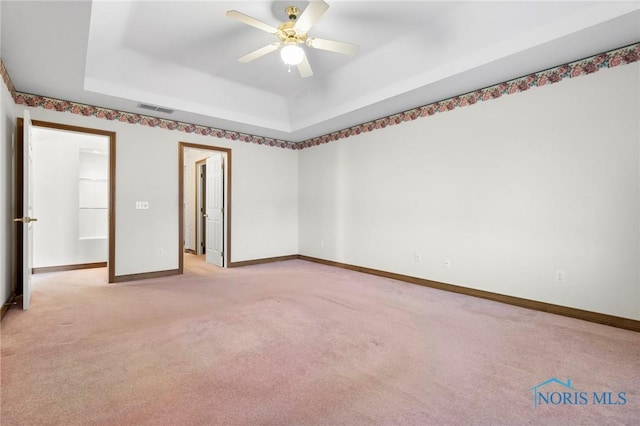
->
2, 46, 639, 321
1, 0, 19, 304
18, 107, 299, 277
299, 63, 640, 320
0, 76, 16, 306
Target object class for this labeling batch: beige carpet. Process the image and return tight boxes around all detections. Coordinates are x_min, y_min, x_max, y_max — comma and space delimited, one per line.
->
1, 255, 639, 425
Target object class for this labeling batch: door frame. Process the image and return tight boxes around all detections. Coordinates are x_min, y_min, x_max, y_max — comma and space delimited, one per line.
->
15, 118, 117, 286
178, 142, 231, 272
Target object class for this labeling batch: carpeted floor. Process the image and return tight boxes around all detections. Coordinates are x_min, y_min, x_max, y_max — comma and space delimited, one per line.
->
1, 255, 639, 425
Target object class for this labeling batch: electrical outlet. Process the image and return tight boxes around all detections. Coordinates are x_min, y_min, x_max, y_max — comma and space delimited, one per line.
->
556, 270, 565, 283
136, 201, 149, 210
157, 249, 163, 257
414, 252, 422, 262
444, 258, 452, 268
321, 240, 325, 248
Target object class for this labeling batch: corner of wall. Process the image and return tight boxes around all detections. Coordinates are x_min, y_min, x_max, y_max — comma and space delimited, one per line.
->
0, 55, 18, 308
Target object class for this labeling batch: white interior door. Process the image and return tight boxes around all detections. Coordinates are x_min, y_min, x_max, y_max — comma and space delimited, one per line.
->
20, 110, 36, 310
205, 154, 224, 267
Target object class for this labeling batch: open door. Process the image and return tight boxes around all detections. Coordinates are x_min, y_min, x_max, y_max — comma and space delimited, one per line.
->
15, 110, 36, 310
178, 142, 231, 273
205, 153, 224, 267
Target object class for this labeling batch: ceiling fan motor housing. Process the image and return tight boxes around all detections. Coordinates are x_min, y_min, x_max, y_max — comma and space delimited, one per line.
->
277, 20, 306, 45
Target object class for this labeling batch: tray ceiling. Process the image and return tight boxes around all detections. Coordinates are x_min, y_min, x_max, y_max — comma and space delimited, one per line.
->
2, 1, 639, 142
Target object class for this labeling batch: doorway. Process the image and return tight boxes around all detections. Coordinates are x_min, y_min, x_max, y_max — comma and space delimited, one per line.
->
195, 158, 207, 255
15, 118, 116, 303
31, 127, 110, 273
178, 142, 231, 272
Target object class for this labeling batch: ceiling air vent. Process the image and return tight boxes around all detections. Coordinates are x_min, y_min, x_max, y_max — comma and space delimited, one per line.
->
137, 103, 174, 114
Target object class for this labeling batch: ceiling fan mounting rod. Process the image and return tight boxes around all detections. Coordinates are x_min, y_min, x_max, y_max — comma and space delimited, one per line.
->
285, 6, 300, 21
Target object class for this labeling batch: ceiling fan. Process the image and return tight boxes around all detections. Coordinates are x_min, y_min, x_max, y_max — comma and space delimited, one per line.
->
225, 0, 358, 78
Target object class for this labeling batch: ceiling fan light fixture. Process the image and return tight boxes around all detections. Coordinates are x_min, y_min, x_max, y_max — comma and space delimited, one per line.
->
280, 44, 305, 65
227, 0, 357, 78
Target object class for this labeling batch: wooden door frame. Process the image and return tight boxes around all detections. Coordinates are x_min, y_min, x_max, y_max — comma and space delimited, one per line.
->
178, 142, 231, 272
15, 118, 117, 286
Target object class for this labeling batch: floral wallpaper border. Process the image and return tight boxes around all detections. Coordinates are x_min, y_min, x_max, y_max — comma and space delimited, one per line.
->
12, 92, 298, 150
0, 59, 17, 100
3, 43, 639, 151
299, 42, 639, 149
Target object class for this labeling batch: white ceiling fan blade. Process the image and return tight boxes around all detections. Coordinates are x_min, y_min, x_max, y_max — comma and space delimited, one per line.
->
225, 10, 279, 34
238, 43, 280, 63
294, 0, 329, 33
307, 37, 359, 55
297, 55, 313, 78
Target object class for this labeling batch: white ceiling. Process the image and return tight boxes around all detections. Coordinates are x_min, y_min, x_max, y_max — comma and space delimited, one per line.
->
2, 1, 639, 142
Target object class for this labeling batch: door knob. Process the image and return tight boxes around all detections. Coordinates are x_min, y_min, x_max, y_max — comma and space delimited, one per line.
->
14, 217, 38, 223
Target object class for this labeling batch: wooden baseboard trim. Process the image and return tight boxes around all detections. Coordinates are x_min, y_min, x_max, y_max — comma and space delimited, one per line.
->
297, 255, 640, 332
33, 262, 107, 274
1, 291, 17, 321
229, 255, 299, 268
113, 269, 181, 283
